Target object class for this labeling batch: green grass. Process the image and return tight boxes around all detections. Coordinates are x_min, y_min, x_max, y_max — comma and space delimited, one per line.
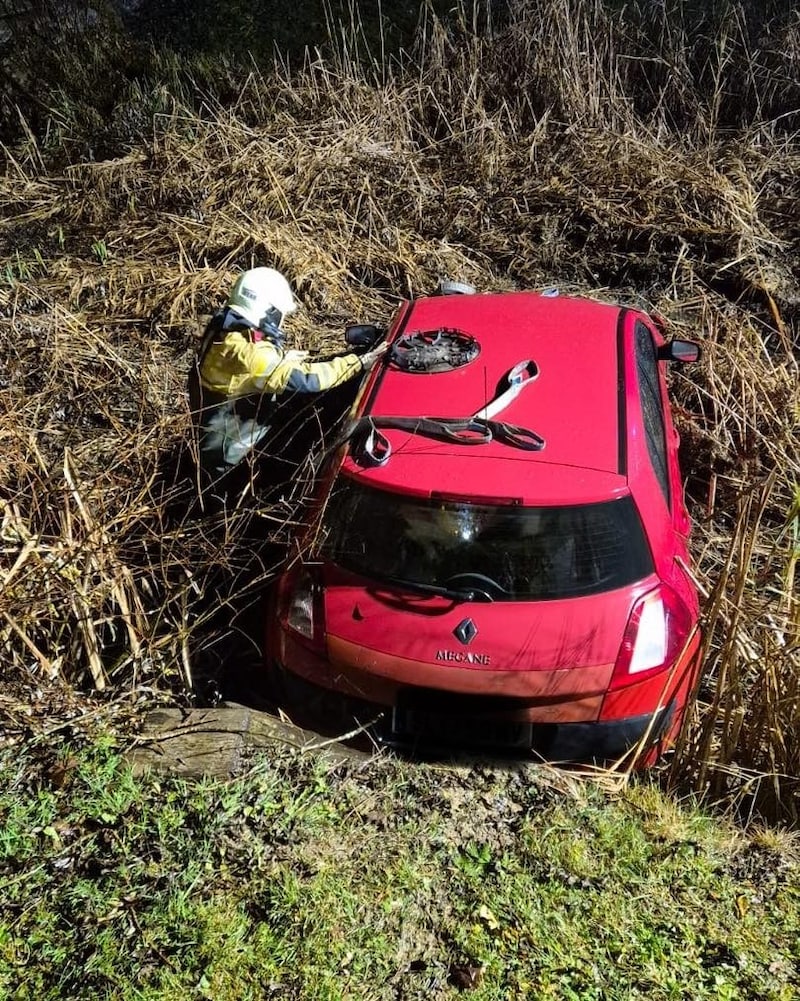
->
1, 739, 798, 999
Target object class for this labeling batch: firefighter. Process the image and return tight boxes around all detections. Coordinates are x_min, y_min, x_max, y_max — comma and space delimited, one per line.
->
189, 267, 387, 487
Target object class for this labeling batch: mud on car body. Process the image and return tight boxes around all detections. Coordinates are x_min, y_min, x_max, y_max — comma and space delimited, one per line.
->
265, 287, 702, 764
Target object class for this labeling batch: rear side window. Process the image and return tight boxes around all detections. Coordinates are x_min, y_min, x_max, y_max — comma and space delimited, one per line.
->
319, 481, 654, 600
635, 321, 670, 506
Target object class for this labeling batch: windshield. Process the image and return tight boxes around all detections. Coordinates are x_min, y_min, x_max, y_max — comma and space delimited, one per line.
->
318, 479, 654, 600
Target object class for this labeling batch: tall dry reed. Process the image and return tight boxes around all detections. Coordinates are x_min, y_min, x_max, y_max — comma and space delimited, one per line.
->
1, 0, 797, 816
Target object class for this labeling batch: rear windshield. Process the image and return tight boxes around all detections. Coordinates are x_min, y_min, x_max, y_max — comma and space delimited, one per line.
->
318, 480, 654, 600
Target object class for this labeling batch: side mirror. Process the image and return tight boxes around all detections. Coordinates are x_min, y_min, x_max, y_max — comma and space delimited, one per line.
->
657, 339, 701, 363
345, 324, 383, 349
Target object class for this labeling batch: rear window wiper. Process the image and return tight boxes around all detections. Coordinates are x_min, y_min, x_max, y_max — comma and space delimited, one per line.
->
370, 573, 494, 603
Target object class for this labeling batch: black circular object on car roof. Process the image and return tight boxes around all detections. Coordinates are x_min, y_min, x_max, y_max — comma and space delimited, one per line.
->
390, 328, 480, 373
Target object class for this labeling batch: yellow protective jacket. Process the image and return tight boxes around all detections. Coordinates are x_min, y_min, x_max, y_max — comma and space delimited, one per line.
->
200, 329, 364, 398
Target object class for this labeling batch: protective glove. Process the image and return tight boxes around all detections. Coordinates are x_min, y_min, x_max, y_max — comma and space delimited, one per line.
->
283, 349, 310, 363
360, 341, 390, 371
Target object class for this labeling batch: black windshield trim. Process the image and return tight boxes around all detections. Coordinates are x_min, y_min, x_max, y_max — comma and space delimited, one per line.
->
616, 308, 628, 477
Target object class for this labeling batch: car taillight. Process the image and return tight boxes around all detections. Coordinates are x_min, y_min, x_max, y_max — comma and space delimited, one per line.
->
609, 585, 691, 691
280, 565, 326, 653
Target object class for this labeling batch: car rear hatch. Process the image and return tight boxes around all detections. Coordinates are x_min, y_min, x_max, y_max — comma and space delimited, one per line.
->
309, 480, 657, 721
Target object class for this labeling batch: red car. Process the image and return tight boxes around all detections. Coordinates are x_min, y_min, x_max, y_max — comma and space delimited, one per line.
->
266, 289, 702, 763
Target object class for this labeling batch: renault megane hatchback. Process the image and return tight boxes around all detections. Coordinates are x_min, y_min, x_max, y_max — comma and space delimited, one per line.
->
266, 289, 702, 763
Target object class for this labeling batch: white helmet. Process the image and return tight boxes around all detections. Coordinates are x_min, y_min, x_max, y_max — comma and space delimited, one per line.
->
225, 267, 297, 330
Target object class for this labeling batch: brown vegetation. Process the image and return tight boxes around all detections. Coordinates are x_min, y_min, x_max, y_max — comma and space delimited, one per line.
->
0, 1, 798, 818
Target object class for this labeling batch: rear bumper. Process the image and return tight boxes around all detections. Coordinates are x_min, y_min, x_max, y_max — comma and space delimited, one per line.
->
271, 659, 676, 764
526, 702, 675, 761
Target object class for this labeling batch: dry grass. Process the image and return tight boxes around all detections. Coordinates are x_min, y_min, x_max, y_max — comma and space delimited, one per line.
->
0, 0, 798, 818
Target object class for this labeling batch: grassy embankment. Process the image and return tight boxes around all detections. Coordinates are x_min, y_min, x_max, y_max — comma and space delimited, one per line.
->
2, 739, 800, 999
0, 0, 799, 995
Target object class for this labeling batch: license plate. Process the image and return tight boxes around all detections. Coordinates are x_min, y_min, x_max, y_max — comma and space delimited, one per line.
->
390, 707, 532, 750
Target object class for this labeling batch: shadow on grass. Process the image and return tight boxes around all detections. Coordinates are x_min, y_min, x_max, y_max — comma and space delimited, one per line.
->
123, 0, 456, 61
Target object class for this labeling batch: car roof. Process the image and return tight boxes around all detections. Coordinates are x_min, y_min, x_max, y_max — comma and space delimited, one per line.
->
342, 291, 630, 505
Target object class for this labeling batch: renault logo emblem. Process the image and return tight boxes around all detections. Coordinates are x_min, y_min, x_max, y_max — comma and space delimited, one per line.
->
453, 618, 478, 645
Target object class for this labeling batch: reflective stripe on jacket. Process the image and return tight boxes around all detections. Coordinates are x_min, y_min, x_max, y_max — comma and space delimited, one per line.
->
199, 330, 364, 397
